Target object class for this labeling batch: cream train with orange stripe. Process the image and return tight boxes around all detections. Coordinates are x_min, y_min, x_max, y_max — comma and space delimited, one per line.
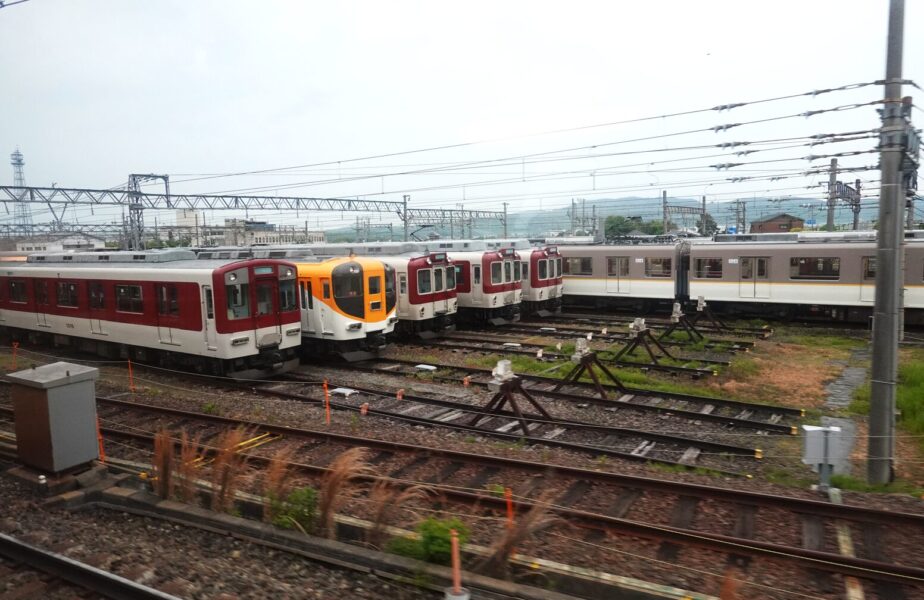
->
559, 235, 924, 324
196, 247, 396, 360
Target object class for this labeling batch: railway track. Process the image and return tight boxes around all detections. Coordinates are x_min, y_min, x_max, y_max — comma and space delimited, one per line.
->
0, 531, 178, 600
348, 357, 802, 435
545, 310, 774, 338
6, 396, 921, 597
481, 322, 757, 352
413, 334, 726, 377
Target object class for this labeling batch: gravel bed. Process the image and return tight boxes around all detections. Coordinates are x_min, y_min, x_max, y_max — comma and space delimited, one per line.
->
0, 472, 437, 600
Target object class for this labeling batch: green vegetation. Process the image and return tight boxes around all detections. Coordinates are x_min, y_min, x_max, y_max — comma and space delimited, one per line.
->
648, 462, 718, 477
387, 517, 470, 565
830, 474, 923, 495
201, 402, 220, 415
485, 483, 505, 496
270, 486, 318, 532
780, 333, 865, 351
727, 356, 760, 379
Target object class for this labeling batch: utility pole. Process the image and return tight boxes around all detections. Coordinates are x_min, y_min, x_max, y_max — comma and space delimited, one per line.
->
502, 202, 508, 239
570, 199, 575, 235
827, 158, 838, 231
402, 194, 409, 242
661, 191, 668, 233
869, 0, 906, 485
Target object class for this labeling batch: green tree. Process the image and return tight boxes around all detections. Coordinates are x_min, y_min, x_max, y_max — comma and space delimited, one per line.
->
696, 213, 718, 235
640, 220, 665, 235
604, 215, 636, 238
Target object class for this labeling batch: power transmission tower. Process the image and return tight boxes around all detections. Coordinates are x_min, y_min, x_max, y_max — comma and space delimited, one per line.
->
125, 174, 170, 250
9, 148, 32, 229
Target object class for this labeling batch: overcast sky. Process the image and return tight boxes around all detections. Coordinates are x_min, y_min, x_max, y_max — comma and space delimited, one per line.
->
1, 0, 921, 232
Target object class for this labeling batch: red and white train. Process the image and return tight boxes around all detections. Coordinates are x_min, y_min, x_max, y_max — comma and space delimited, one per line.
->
483, 240, 563, 316
0, 249, 301, 377
411, 240, 522, 325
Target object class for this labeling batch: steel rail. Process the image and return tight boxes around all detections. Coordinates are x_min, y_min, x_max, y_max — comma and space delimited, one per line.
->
354, 358, 802, 431
413, 338, 722, 376
83, 405, 924, 586
274, 374, 758, 458
487, 323, 757, 350
544, 312, 774, 337
0, 533, 181, 600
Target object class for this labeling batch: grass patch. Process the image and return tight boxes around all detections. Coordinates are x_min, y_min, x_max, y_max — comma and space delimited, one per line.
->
764, 466, 817, 489
781, 333, 865, 351
830, 474, 923, 495
727, 356, 760, 379
387, 517, 470, 566
849, 382, 870, 415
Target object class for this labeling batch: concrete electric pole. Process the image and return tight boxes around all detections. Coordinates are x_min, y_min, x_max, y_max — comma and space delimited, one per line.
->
868, 0, 906, 485
826, 158, 838, 231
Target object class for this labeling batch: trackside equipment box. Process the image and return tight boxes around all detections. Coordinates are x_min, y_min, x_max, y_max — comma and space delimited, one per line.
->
8, 362, 99, 473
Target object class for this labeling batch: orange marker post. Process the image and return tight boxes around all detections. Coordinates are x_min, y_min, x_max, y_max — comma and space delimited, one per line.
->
360, 402, 369, 416
127, 359, 135, 393
462, 376, 471, 388
505, 487, 515, 529
10, 341, 18, 371
450, 528, 462, 594
323, 379, 331, 425
96, 417, 106, 463
396, 388, 405, 401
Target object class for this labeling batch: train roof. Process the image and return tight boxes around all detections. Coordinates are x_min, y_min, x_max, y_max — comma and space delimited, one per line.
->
15, 249, 294, 272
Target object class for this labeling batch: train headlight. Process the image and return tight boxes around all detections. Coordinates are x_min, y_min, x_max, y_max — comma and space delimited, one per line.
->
419, 307, 425, 317
285, 269, 293, 277
229, 273, 237, 281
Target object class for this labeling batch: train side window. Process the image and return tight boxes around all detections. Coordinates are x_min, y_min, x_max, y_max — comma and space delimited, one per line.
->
279, 279, 297, 312
547, 259, 554, 278
418, 269, 432, 294
226, 282, 251, 319
205, 287, 215, 319
473, 265, 481, 284
504, 261, 512, 283
90, 282, 105, 309
35, 281, 49, 305
307, 282, 314, 309
557, 258, 563, 277
522, 262, 529, 280
322, 281, 331, 299
116, 285, 144, 313
369, 276, 382, 294
538, 259, 548, 280
156, 284, 180, 316
446, 266, 456, 289
789, 257, 840, 280
513, 261, 521, 281
433, 268, 444, 292
756, 258, 768, 279
564, 257, 592, 275
399, 275, 408, 294
491, 262, 502, 284
862, 257, 876, 280
299, 282, 307, 309
693, 258, 722, 279
57, 282, 79, 308
9, 280, 26, 303
644, 258, 672, 278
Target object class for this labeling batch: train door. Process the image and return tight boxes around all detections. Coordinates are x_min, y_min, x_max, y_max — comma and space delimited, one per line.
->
397, 273, 409, 317
201, 285, 218, 351
34, 280, 49, 327
254, 274, 281, 338
319, 277, 334, 334
471, 264, 483, 305
605, 257, 630, 294
300, 280, 317, 334
860, 257, 876, 302
739, 257, 770, 298
155, 284, 175, 344
89, 282, 107, 335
